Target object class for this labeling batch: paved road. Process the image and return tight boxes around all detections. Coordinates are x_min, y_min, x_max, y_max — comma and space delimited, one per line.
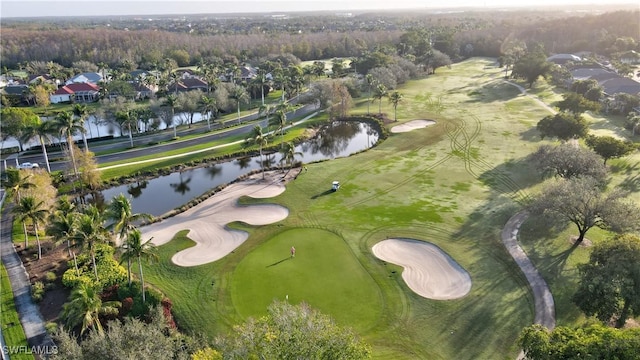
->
11, 103, 318, 173
501, 211, 556, 360
0, 192, 56, 358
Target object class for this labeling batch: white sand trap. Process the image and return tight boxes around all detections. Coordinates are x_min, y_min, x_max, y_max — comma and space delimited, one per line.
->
142, 172, 289, 267
372, 238, 471, 300
390, 119, 436, 133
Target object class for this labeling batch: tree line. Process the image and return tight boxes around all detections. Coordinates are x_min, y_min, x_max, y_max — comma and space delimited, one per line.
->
1, 9, 637, 70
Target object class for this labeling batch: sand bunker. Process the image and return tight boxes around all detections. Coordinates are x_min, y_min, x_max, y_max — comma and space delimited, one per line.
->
372, 238, 471, 300
142, 172, 289, 267
390, 119, 436, 133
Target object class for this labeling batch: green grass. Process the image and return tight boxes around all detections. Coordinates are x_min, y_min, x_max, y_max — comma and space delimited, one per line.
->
1, 265, 35, 360
99, 114, 316, 180
230, 228, 383, 332
140, 57, 639, 359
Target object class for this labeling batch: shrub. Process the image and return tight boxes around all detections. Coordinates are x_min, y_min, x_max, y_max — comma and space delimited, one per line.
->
45, 271, 57, 283
31, 281, 45, 302
62, 244, 128, 290
45, 322, 58, 334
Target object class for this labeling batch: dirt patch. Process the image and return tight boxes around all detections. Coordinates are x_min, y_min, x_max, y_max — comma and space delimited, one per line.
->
16, 240, 70, 323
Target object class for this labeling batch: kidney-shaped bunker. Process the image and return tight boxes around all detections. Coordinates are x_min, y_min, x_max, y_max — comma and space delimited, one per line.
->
372, 238, 471, 300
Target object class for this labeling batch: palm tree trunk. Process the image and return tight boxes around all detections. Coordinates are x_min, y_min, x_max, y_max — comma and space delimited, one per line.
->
82, 132, 89, 152
23, 221, 29, 248
127, 258, 132, 286
39, 136, 51, 173
67, 134, 79, 177
72, 251, 79, 276
138, 256, 146, 303
128, 123, 134, 148
91, 248, 98, 280
34, 223, 42, 259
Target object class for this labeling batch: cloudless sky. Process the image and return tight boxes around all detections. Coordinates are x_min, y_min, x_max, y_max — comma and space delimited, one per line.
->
1, 0, 636, 18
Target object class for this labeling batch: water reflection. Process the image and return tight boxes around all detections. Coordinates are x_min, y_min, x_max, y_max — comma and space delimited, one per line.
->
91, 121, 379, 216
127, 180, 148, 198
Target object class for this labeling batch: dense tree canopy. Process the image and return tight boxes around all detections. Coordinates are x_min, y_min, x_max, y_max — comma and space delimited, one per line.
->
531, 143, 607, 183
0, 107, 40, 151
556, 92, 601, 115
519, 323, 640, 359
573, 234, 640, 328
53, 307, 199, 360
584, 135, 637, 165
536, 112, 589, 141
215, 301, 371, 359
511, 50, 552, 88
528, 177, 640, 245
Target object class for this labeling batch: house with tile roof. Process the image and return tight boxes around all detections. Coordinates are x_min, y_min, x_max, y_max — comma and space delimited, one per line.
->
50, 82, 101, 104
65, 72, 103, 85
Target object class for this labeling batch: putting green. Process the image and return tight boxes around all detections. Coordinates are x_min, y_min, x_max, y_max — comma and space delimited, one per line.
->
230, 228, 383, 331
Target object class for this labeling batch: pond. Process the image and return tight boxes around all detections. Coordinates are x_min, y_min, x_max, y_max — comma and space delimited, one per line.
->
89, 121, 379, 216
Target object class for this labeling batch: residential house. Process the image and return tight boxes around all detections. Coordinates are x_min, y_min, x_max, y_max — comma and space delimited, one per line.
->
1, 84, 29, 105
65, 72, 103, 85
132, 83, 154, 100
50, 82, 100, 104
178, 69, 199, 80
619, 50, 640, 65
547, 54, 582, 65
239, 66, 258, 81
28, 74, 59, 87
172, 78, 208, 92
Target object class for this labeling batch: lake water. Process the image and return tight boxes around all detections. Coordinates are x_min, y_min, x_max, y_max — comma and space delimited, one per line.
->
2, 111, 209, 150
89, 121, 379, 216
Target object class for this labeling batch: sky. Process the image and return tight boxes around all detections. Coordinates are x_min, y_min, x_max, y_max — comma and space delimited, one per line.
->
1, 0, 636, 18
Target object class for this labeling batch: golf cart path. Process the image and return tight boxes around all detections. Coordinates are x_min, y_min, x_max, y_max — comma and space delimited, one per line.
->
502, 211, 556, 359
502, 80, 558, 115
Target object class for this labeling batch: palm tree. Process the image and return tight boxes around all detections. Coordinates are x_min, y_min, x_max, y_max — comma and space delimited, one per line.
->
62, 282, 120, 335
4, 169, 36, 248
373, 84, 388, 115
280, 142, 303, 175
229, 85, 249, 123
200, 95, 217, 131
273, 69, 289, 101
388, 91, 404, 121
115, 110, 135, 148
247, 125, 269, 179
120, 229, 158, 303
73, 206, 108, 280
20, 119, 54, 173
105, 194, 152, 286
47, 210, 80, 275
253, 70, 269, 105
72, 104, 90, 151
270, 101, 293, 170
13, 196, 48, 259
365, 74, 375, 115
164, 95, 178, 138
54, 110, 84, 177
